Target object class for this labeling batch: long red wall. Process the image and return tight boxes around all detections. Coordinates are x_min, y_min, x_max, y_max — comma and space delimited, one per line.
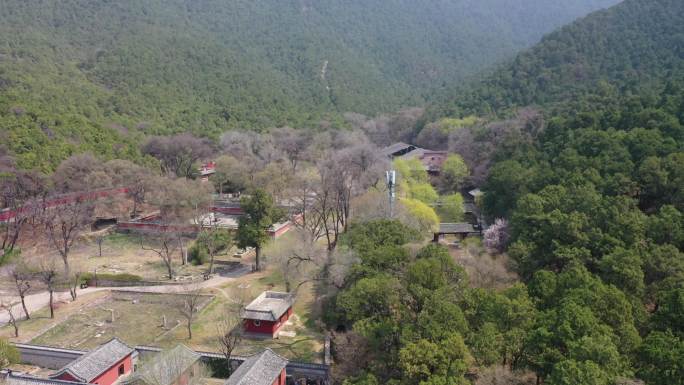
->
0, 187, 129, 222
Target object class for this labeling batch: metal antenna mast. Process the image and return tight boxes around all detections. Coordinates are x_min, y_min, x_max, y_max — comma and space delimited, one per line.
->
386, 170, 396, 218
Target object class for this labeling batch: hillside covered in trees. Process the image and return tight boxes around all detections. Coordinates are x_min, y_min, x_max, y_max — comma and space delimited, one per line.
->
433, 0, 684, 118
0, 0, 620, 171
353, 0, 684, 383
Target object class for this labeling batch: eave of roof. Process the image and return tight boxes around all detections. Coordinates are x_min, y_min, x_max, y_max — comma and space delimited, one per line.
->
49, 338, 134, 382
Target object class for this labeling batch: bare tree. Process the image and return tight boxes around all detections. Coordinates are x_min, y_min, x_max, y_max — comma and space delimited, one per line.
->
0, 170, 47, 253
142, 134, 213, 178
141, 230, 179, 279
7, 263, 33, 319
43, 198, 93, 276
215, 315, 243, 375
448, 108, 543, 185
35, 256, 59, 319
330, 331, 372, 383
474, 365, 535, 385
345, 108, 424, 147
68, 269, 83, 301
198, 227, 232, 275
147, 177, 212, 266
220, 130, 257, 159
288, 167, 327, 242
254, 162, 293, 204
414, 121, 449, 150
173, 286, 205, 340
212, 155, 251, 196
0, 302, 19, 337
271, 126, 310, 171
311, 144, 384, 251
104, 159, 154, 218
51, 154, 106, 193
270, 230, 326, 293
135, 345, 207, 385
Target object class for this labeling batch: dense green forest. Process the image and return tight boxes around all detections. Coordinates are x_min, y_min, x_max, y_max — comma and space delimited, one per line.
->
0, 0, 619, 171
433, 0, 684, 118
3, 0, 684, 382
478, 81, 684, 383
329, 0, 684, 383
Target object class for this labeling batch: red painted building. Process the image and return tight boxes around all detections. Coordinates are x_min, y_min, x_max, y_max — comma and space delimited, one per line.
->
50, 338, 134, 385
242, 292, 295, 338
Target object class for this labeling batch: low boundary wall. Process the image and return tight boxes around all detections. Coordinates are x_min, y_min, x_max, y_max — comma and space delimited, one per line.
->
14, 343, 329, 384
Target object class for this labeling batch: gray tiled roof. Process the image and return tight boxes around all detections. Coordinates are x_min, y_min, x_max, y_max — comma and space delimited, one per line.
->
241, 292, 294, 322
224, 349, 287, 385
122, 345, 200, 385
438, 223, 476, 234
50, 338, 134, 382
380, 142, 415, 157
3, 372, 89, 385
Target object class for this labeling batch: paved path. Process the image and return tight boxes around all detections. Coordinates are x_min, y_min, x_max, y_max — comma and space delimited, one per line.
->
0, 265, 251, 325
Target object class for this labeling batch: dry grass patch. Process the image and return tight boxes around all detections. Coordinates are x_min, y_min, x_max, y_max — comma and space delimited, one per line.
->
29, 291, 211, 350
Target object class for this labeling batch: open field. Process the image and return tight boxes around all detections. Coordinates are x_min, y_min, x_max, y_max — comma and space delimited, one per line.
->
66, 231, 232, 281
1, 230, 326, 362
1, 267, 325, 362
0, 290, 112, 341
30, 291, 212, 350
0, 230, 244, 297
155, 267, 326, 362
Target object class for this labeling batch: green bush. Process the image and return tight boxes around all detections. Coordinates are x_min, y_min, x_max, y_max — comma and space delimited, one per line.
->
0, 248, 20, 266
189, 245, 209, 265
81, 272, 143, 283
0, 338, 20, 366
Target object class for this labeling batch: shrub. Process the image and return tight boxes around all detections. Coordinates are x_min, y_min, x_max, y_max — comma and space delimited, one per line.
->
81, 272, 143, 283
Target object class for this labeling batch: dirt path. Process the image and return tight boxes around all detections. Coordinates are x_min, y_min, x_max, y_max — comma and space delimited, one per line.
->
0, 265, 251, 325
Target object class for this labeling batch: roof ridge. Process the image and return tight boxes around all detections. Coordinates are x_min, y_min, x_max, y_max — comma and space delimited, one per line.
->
49, 338, 134, 382
7, 371, 90, 385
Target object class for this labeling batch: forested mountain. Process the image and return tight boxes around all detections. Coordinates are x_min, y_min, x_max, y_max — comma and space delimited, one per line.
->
444, 0, 683, 383
0, 0, 620, 171
435, 0, 684, 117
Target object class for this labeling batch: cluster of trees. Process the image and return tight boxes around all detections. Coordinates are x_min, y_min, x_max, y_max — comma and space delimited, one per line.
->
325, 220, 540, 384
212, 128, 391, 252
325, 1, 684, 382
0, 146, 219, 331
392, 153, 468, 226
403, 13, 684, 380
416, 108, 544, 186
476, 80, 684, 383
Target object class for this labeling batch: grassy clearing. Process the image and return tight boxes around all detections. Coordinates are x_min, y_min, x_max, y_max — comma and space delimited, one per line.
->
0, 291, 111, 342
3, 234, 325, 362
29, 291, 210, 350
155, 266, 326, 362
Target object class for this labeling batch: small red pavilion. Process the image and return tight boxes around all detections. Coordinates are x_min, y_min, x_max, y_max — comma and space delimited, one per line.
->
242, 291, 295, 338
50, 338, 134, 385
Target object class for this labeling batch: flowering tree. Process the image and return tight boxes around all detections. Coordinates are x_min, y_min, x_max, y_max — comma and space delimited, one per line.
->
483, 218, 509, 253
